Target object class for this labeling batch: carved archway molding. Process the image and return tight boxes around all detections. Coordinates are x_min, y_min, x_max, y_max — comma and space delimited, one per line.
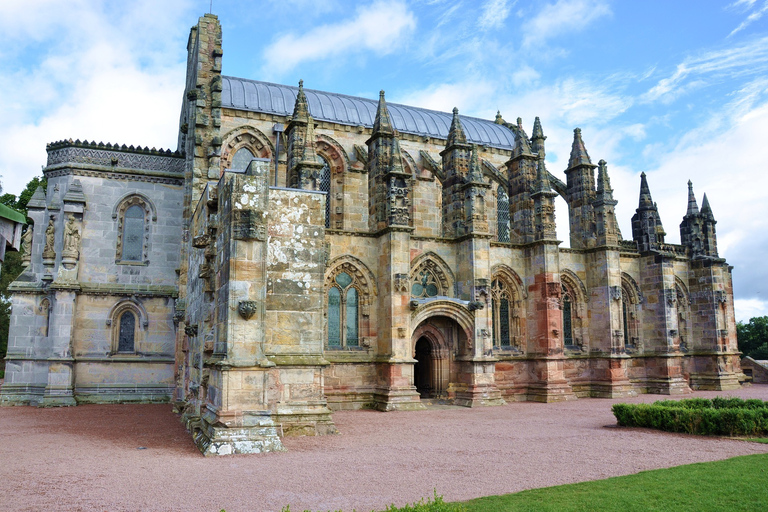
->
410, 251, 455, 297
316, 134, 349, 173
560, 269, 589, 304
491, 264, 527, 299
220, 125, 275, 172
410, 300, 474, 343
324, 255, 378, 297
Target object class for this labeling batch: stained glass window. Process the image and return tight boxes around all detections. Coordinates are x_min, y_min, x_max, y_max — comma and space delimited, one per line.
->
497, 185, 510, 243
122, 205, 144, 261
412, 270, 439, 298
328, 287, 341, 346
231, 147, 255, 172
118, 311, 135, 352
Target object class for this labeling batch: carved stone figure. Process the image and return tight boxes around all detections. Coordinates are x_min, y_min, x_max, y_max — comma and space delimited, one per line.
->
63, 215, 81, 257
42, 216, 56, 259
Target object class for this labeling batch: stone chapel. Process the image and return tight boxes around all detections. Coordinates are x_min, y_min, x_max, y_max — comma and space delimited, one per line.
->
1, 14, 742, 455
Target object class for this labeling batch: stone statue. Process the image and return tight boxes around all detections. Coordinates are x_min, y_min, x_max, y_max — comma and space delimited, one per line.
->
63, 214, 81, 256
20, 225, 33, 266
42, 216, 56, 259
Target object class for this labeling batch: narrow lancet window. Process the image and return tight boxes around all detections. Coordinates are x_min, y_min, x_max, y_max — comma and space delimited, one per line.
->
328, 287, 341, 346
497, 185, 510, 243
118, 311, 136, 352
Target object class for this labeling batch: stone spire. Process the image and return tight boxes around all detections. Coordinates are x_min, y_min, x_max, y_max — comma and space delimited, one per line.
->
467, 145, 484, 183
300, 116, 318, 163
513, 125, 533, 157
292, 79, 310, 122
495, 111, 505, 124
632, 172, 665, 252
390, 134, 406, 175
568, 128, 592, 169
596, 159, 614, 200
531, 116, 546, 159
686, 180, 699, 216
446, 107, 467, 147
372, 90, 394, 135
638, 172, 654, 209
700, 193, 714, 220
534, 159, 553, 194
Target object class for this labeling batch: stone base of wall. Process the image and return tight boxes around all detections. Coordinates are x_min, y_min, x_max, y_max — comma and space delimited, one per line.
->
0, 383, 46, 406
273, 404, 338, 436
689, 373, 741, 391
187, 412, 286, 456
326, 391, 377, 410
74, 385, 173, 404
373, 386, 425, 411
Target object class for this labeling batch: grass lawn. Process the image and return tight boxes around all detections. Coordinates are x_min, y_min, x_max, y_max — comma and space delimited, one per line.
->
459, 453, 768, 512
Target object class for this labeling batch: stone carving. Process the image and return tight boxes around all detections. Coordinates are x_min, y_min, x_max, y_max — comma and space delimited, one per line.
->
184, 325, 198, 337
232, 210, 267, 240
238, 300, 259, 320
62, 215, 81, 258
468, 300, 484, 311
393, 273, 410, 293
46, 144, 184, 173
21, 226, 32, 266
610, 286, 622, 301
42, 216, 56, 259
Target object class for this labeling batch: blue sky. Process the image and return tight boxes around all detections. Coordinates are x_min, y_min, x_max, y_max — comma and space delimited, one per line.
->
2, 0, 767, 320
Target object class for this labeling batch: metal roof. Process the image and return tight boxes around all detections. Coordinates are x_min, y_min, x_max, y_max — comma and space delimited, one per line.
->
221, 76, 517, 151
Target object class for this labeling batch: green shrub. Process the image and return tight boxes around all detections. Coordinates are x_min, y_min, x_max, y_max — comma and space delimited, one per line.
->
612, 398, 768, 437
279, 491, 465, 512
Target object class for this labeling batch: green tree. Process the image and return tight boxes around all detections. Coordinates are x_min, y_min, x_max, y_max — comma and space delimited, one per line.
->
737, 316, 768, 360
0, 176, 45, 370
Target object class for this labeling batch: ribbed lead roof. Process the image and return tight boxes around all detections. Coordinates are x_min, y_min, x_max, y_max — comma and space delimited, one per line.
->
221, 76, 516, 150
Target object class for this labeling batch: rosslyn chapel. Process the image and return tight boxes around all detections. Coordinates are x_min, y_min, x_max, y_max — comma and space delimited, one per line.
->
1, 14, 742, 455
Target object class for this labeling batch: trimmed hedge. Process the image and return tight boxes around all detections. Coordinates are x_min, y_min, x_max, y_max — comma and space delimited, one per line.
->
612, 397, 768, 437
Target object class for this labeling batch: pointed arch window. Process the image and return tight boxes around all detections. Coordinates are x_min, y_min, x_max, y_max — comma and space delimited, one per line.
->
490, 279, 522, 351
231, 147, 255, 172
122, 205, 144, 261
497, 185, 510, 243
327, 271, 359, 348
317, 156, 331, 228
562, 284, 575, 347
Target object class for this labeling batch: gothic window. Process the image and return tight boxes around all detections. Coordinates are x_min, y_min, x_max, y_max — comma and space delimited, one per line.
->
231, 147, 255, 172
108, 299, 148, 355
562, 284, 575, 347
122, 205, 144, 261
621, 285, 640, 351
117, 311, 136, 353
412, 267, 440, 298
317, 156, 331, 228
497, 185, 510, 243
409, 255, 453, 299
327, 271, 359, 348
490, 279, 522, 351
114, 195, 154, 265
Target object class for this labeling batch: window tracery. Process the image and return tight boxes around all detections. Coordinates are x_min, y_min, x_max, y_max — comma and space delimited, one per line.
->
490, 278, 523, 351
317, 156, 331, 228
107, 299, 147, 355
325, 259, 375, 349
409, 256, 452, 298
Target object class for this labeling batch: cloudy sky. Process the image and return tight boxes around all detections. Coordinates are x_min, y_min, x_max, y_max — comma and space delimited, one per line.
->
2, 0, 767, 320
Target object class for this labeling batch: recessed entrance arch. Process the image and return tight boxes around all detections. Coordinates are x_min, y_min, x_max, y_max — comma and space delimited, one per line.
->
411, 316, 467, 399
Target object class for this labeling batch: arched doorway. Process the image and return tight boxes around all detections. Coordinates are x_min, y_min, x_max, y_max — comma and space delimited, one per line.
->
414, 337, 433, 397
411, 315, 469, 400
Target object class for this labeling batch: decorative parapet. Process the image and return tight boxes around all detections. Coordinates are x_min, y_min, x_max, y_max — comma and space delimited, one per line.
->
46, 139, 184, 173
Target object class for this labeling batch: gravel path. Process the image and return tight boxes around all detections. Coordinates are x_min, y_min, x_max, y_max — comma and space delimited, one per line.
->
1, 385, 767, 512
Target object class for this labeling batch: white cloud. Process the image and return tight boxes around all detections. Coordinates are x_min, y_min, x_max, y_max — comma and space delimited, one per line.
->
728, 0, 768, 37
521, 0, 611, 48
261, 1, 416, 76
478, 0, 513, 31
643, 37, 768, 104
0, 1, 194, 197
735, 298, 768, 322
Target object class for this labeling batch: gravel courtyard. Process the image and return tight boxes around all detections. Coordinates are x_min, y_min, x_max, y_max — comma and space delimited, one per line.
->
1, 385, 767, 512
